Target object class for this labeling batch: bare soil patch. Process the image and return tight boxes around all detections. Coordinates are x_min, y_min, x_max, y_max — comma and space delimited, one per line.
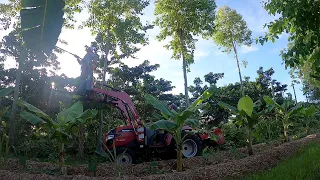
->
1, 133, 319, 180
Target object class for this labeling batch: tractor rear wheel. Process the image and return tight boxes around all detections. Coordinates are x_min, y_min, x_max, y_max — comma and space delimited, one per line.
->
115, 147, 136, 165
182, 135, 203, 158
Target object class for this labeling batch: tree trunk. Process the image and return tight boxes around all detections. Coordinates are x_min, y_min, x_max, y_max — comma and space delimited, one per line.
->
182, 55, 189, 107
178, 29, 189, 107
284, 126, 289, 142
232, 42, 245, 97
59, 142, 66, 174
247, 128, 253, 156
78, 125, 85, 159
176, 144, 183, 172
9, 48, 26, 147
97, 42, 110, 153
292, 83, 298, 104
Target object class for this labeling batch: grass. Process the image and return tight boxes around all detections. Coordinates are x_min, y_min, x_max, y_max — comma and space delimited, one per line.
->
245, 142, 320, 180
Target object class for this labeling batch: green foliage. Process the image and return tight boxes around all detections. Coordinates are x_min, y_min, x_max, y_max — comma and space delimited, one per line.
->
211, 6, 252, 96
20, 0, 65, 55
88, 155, 99, 176
221, 122, 247, 148
154, 0, 216, 61
0, 133, 9, 169
0, 87, 13, 98
146, 86, 216, 171
254, 118, 282, 143
264, 96, 304, 142
245, 142, 320, 180
154, 0, 216, 106
18, 100, 98, 171
17, 138, 58, 160
219, 96, 264, 155
211, 6, 252, 54
261, 0, 320, 64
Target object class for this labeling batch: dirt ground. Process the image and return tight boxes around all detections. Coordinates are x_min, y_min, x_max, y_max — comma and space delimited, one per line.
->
1, 133, 319, 180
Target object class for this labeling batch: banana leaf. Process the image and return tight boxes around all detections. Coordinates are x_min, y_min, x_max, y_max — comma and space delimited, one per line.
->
20, 0, 65, 55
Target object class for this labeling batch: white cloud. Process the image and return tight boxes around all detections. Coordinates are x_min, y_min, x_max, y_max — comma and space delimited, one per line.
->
240, 45, 259, 54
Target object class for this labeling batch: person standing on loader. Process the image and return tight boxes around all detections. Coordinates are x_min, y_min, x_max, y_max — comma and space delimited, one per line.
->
75, 46, 99, 95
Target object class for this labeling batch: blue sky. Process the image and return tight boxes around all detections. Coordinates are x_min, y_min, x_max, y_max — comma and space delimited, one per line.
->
0, 0, 306, 101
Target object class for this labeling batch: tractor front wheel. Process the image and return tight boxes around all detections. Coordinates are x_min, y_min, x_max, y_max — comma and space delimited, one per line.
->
182, 135, 203, 158
115, 147, 136, 165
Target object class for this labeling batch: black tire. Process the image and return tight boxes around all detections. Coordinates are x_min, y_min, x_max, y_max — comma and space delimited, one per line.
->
115, 147, 137, 165
182, 134, 203, 158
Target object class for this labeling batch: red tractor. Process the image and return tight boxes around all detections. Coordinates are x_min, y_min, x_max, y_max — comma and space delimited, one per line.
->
79, 84, 225, 164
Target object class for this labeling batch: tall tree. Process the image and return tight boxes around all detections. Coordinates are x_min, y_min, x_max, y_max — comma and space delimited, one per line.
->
210, 6, 252, 97
154, 0, 216, 106
83, 0, 153, 151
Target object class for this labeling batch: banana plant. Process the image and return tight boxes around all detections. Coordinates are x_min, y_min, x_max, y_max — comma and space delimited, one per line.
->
18, 100, 98, 173
218, 96, 264, 156
8, 0, 65, 148
145, 86, 216, 172
264, 96, 303, 142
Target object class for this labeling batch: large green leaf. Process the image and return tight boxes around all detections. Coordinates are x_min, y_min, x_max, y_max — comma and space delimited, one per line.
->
263, 96, 282, 110
0, 87, 13, 98
185, 119, 200, 128
18, 100, 50, 120
177, 103, 207, 125
76, 109, 98, 123
20, 111, 46, 125
150, 120, 177, 132
57, 101, 83, 124
237, 96, 254, 117
145, 94, 173, 119
218, 101, 239, 114
189, 86, 216, 110
20, 0, 65, 55
288, 105, 304, 117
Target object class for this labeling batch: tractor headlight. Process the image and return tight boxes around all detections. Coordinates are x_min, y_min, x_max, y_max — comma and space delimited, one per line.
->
106, 135, 115, 141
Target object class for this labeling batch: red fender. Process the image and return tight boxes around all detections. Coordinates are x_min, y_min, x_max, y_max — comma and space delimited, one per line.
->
213, 128, 225, 145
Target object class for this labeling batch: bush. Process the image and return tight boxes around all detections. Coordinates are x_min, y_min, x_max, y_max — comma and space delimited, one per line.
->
221, 122, 247, 148
254, 118, 282, 143
17, 137, 58, 160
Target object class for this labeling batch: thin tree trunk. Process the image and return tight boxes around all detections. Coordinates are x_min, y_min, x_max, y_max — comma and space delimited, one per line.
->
182, 56, 189, 107
59, 142, 67, 175
292, 83, 298, 104
178, 29, 189, 107
97, 43, 109, 153
247, 127, 253, 156
9, 48, 26, 146
232, 41, 244, 97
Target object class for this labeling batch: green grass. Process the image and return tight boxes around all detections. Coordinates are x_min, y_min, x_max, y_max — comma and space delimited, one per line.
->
245, 142, 320, 180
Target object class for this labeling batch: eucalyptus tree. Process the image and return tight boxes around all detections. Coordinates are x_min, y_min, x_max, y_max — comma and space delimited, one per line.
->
211, 6, 252, 97
154, 0, 216, 106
